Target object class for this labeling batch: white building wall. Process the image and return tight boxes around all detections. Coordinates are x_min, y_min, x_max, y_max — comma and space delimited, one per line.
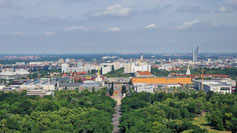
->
124, 63, 151, 73
61, 64, 69, 73
102, 66, 113, 74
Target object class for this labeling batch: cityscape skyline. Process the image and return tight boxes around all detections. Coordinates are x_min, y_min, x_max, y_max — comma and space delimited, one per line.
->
1, 1, 237, 133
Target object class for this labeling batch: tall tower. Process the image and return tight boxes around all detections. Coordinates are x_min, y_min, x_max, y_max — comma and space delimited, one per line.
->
196, 46, 199, 62
140, 53, 144, 61
192, 47, 199, 62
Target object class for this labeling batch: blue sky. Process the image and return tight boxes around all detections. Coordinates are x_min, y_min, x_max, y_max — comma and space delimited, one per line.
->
0, 0, 237, 54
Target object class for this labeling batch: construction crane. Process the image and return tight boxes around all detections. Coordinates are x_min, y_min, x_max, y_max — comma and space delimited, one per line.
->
202, 67, 204, 91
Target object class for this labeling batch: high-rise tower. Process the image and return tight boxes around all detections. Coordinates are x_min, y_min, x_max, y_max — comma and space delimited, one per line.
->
192, 47, 199, 62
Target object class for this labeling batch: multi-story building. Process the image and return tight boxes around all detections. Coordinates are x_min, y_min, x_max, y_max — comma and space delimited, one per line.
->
134, 83, 154, 93
194, 79, 236, 94
124, 54, 151, 73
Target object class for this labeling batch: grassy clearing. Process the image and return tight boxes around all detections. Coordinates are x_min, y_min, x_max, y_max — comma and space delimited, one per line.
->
192, 114, 231, 133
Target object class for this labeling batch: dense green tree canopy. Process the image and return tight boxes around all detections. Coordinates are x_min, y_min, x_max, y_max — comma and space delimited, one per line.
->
120, 91, 237, 132
0, 89, 116, 133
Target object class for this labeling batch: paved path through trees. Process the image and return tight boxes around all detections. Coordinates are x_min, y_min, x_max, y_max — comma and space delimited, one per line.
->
111, 88, 122, 133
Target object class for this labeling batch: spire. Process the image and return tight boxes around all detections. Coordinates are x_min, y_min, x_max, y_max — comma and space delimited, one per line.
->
186, 65, 191, 75
141, 53, 144, 61
97, 66, 100, 78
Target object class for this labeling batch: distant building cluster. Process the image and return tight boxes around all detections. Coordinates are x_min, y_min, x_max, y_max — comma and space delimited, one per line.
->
124, 54, 151, 73
0, 50, 237, 96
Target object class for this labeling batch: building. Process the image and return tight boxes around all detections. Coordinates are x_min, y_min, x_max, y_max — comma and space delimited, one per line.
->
0, 69, 29, 79
61, 63, 98, 73
20, 79, 57, 91
104, 77, 130, 84
101, 65, 113, 74
193, 46, 199, 62
186, 66, 191, 75
135, 71, 153, 77
134, 83, 154, 93
124, 63, 151, 74
158, 64, 173, 71
194, 79, 236, 94
124, 53, 151, 73
132, 77, 192, 85
58, 83, 101, 92
61, 64, 69, 73
27, 89, 54, 97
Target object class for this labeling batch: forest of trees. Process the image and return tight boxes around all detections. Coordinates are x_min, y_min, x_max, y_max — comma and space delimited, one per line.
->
120, 91, 237, 133
0, 88, 116, 133
1, 86, 237, 132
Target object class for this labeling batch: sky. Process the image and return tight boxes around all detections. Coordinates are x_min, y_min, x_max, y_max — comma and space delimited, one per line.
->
0, 0, 237, 54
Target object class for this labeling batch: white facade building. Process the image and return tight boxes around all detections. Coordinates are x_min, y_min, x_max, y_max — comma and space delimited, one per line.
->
134, 83, 154, 93
194, 79, 236, 94
61, 63, 98, 73
158, 64, 173, 71
20, 79, 57, 91
0, 69, 29, 79
102, 65, 113, 74
124, 62, 151, 73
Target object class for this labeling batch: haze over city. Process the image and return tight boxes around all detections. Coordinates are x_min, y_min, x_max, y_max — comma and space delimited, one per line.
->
0, 0, 237, 53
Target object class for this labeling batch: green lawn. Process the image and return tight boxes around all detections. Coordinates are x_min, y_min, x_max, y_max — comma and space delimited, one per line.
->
192, 114, 231, 133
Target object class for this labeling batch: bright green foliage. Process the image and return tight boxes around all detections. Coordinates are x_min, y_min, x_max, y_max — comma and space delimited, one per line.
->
120, 91, 237, 133
0, 89, 116, 133
205, 93, 237, 131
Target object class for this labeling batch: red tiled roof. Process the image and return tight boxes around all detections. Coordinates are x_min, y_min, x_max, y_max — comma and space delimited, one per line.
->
152, 65, 160, 67
137, 71, 152, 75
173, 74, 230, 78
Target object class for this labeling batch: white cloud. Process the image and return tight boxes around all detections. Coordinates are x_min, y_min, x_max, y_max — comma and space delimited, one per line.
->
12, 32, 24, 35
94, 4, 132, 17
44, 32, 55, 36
144, 24, 157, 30
64, 26, 94, 31
177, 20, 200, 30
107, 27, 121, 32
219, 6, 227, 12
3, 32, 24, 36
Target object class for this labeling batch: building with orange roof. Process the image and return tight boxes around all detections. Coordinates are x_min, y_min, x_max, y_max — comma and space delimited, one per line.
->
132, 77, 192, 85
135, 71, 154, 77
